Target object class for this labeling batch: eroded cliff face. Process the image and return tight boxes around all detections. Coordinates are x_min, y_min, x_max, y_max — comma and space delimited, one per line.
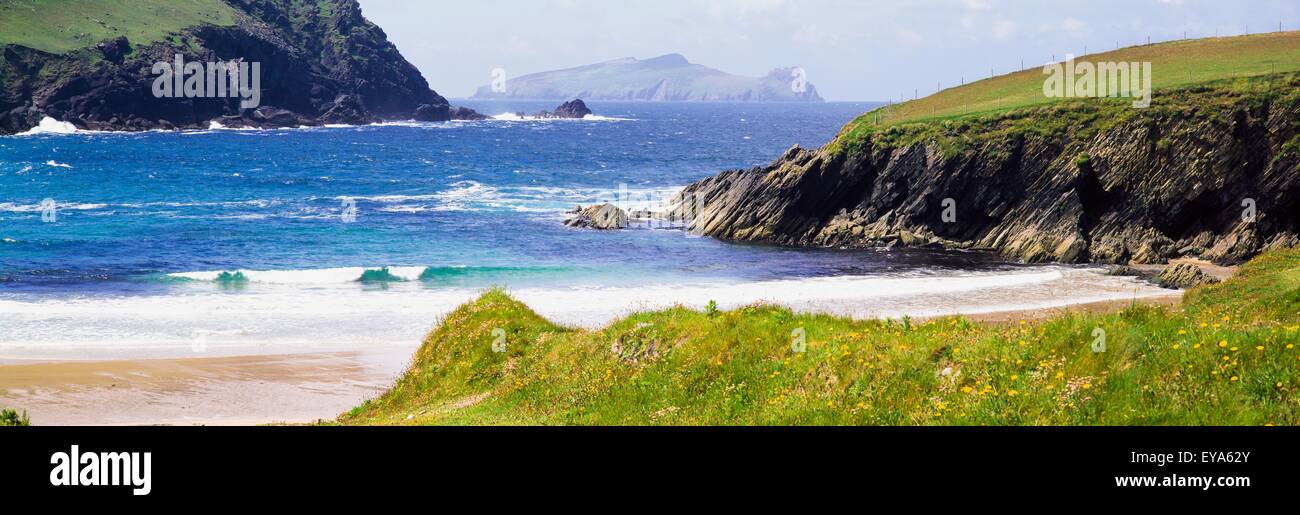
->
0, 0, 449, 133
675, 77, 1300, 265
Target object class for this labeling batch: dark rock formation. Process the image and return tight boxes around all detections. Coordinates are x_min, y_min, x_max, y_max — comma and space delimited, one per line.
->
1156, 263, 1221, 289
532, 99, 592, 119
565, 204, 628, 230
447, 106, 490, 121
672, 77, 1300, 265
552, 99, 592, 118
0, 0, 451, 133
413, 103, 450, 122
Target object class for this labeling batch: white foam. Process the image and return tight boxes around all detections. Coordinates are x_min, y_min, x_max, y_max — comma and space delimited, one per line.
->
14, 117, 80, 136
45, 160, 73, 168
0, 267, 1177, 361
0, 201, 106, 212
168, 266, 428, 285
489, 113, 633, 122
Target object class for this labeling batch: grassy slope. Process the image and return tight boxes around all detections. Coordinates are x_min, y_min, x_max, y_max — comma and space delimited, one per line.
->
342, 249, 1300, 426
0, 0, 237, 54
846, 31, 1300, 132
830, 71, 1300, 158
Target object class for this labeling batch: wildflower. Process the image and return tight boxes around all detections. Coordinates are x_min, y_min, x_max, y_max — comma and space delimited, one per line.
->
1082, 383, 1092, 390
1008, 389, 1019, 397
1256, 346, 1265, 351
961, 386, 973, 394
1172, 344, 1181, 350
1230, 376, 1239, 382
1178, 329, 1187, 335
1230, 347, 1238, 352
1010, 374, 1019, 381
1288, 344, 1295, 350
1219, 341, 1228, 348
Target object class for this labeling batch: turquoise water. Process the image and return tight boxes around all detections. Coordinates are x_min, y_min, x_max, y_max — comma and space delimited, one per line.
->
1, 100, 1014, 293
0, 101, 1171, 359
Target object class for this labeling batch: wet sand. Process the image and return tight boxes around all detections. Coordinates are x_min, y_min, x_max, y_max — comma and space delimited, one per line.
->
0, 347, 411, 426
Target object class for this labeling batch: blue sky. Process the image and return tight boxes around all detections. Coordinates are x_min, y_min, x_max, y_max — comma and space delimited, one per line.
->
358, 0, 1300, 101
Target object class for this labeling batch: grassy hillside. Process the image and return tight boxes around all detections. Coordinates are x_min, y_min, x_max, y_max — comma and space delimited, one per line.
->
855, 31, 1300, 130
342, 249, 1300, 426
829, 70, 1300, 157
0, 0, 237, 54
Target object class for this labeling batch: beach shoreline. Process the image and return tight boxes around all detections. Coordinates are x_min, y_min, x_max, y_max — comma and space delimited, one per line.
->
0, 289, 1185, 426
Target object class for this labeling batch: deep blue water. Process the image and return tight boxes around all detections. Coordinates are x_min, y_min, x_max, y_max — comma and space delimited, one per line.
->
0, 100, 1018, 297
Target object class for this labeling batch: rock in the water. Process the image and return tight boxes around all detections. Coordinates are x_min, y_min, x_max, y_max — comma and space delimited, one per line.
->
564, 204, 628, 230
1155, 263, 1221, 289
413, 103, 451, 122
552, 99, 592, 118
448, 106, 490, 121
532, 99, 592, 119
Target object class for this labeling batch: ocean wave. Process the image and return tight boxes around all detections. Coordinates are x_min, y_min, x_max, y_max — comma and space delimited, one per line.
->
0, 267, 1176, 360
166, 267, 430, 284
13, 117, 81, 136
0, 201, 107, 212
339, 182, 684, 214
161, 264, 582, 285
489, 113, 634, 122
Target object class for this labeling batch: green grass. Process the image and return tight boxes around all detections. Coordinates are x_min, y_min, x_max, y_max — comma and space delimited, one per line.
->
0, 0, 237, 54
341, 249, 1300, 426
828, 70, 1300, 157
833, 31, 1300, 150
1, 408, 31, 426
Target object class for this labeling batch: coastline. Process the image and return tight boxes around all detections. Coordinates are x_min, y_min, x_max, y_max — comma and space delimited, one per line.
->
0, 289, 1185, 426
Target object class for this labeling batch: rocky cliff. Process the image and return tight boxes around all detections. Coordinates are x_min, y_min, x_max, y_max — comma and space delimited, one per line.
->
673, 75, 1300, 265
0, 0, 452, 133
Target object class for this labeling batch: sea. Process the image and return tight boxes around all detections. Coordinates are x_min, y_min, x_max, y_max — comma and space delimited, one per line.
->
0, 100, 1173, 360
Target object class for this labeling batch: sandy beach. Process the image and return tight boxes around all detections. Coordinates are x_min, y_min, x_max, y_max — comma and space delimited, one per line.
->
0, 288, 1187, 426
0, 347, 411, 425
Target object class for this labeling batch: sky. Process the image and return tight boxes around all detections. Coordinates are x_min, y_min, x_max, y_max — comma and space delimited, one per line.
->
357, 0, 1300, 101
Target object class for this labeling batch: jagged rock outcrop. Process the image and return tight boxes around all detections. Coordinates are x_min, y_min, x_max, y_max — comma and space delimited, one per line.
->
522, 99, 593, 120
565, 204, 628, 230
1156, 263, 1221, 289
550, 99, 592, 119
0, 0, 455, 133
672, 77, 1300, 265
447, 106, 490, 121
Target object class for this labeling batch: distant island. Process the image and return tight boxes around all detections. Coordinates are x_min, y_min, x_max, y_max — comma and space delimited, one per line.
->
472, 53, 823, 102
